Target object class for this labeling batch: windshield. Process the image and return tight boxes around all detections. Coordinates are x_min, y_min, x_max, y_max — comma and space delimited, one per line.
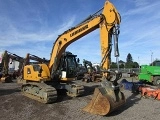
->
67, 56, 76, 68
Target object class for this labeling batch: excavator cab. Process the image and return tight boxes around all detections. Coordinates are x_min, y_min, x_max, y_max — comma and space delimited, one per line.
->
56, 52, 78, 81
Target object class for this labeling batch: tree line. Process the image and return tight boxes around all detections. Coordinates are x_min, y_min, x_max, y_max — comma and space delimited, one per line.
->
110, 53, 139, 68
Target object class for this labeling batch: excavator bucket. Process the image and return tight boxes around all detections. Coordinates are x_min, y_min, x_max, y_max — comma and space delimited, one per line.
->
83, 81, 125, 116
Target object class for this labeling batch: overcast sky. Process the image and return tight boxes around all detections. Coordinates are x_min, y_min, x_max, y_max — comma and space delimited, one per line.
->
0, 0, 159, 65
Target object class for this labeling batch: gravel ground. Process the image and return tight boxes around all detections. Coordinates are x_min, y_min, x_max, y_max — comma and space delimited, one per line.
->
0, 78, 160, 120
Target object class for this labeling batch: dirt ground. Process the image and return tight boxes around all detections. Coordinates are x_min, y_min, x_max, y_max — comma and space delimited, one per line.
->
0, 78, 160, 120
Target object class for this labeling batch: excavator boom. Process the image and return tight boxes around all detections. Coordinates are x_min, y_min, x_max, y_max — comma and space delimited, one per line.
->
49, 1, 120, 74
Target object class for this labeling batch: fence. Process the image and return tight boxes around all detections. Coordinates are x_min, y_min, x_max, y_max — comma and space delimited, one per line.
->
111, 68, 140, 78
121, 68, 139, 73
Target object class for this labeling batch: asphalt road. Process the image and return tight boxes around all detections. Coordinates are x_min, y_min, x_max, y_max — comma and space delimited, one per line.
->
0, 78, 160, 120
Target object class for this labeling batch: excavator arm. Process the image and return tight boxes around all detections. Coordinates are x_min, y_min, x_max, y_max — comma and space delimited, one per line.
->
83, 59, 94, 72
49, 1, 120, 78
25, 53, 49, 64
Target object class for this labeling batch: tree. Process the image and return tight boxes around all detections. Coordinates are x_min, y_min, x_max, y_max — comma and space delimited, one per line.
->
119, 63, 125, 68
125, 62, 132, 68
119, 60, 125, 68
132, 62, 139, 68
110, 62, 117, 68
125, 53, 133, 68
110, 53, 140, 68
126, 53, 133, 63
110, 60, 125, 68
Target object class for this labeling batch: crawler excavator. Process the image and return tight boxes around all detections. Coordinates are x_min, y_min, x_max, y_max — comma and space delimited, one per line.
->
21, 0, 125, 116
0, 50, 24, 83
0, 51, 49, 83
82, 59, 102, 82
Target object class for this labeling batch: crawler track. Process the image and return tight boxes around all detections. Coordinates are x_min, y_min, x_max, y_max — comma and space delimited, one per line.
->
67, 84, 85, 97
21, 82, 57, 103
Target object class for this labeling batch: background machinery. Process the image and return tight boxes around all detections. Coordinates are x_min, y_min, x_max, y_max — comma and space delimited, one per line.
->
0, 50, 24, 83
82, 59, 102, 82
0, 51, 49, 83
138, 61, 160, 86
75, 63, 87, 80
21, 0, 125, 116
25, 53, 49, 64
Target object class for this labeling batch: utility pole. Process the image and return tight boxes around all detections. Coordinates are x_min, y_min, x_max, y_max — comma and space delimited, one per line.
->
138, 56, 140, 68
150, 50, 153, 66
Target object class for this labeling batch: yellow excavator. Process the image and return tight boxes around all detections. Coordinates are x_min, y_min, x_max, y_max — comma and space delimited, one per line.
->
0, 51, 49, 83
21, 0, 125, 116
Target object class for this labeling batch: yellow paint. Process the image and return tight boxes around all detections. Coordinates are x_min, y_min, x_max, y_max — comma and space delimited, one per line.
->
23, 64, 50, 82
